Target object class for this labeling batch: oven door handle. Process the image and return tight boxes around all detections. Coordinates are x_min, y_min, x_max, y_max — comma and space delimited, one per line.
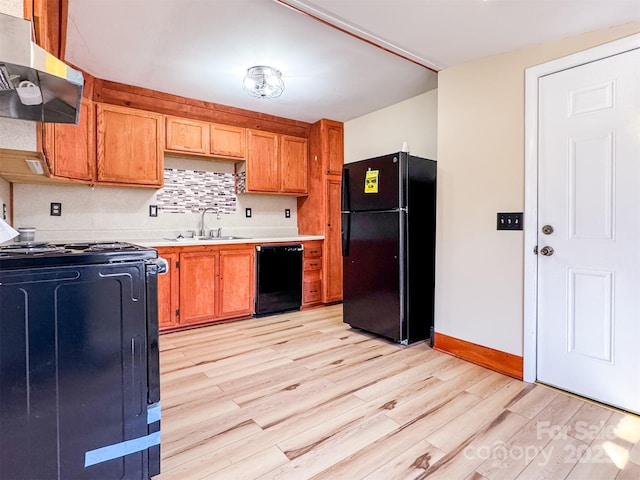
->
148, 257, 168, 275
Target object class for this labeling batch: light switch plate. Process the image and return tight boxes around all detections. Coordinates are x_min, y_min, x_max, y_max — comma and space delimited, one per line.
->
497, 212, 523, 230
149, 205, 158, 217
245, 208, 252, 218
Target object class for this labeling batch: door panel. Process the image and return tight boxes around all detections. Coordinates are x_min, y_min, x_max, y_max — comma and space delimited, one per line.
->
219, 249, 254, 318
179, 252, 218, 324
537, 48, 640, 414
342, 154, 400, 212
324, 177, 343, 302
343, 210, 401, 341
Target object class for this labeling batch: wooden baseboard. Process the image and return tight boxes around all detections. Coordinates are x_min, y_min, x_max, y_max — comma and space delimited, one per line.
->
433, 332, 523, 380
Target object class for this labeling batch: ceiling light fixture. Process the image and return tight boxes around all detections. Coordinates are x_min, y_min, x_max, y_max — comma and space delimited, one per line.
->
243, 66, 284, 99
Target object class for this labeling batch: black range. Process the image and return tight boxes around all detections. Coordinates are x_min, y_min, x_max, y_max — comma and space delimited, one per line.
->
0, 240, 164, 479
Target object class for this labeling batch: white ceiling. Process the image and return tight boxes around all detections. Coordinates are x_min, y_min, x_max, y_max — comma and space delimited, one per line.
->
64, 0, 640, 124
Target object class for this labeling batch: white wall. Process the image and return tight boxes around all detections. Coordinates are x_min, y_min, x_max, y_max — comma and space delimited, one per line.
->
12, 156, 298, 243
435, 22, 640, 356
344, 90, 437, 163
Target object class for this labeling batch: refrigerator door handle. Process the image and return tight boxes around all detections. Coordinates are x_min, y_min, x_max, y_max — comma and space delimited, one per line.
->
342, 212, 350, 257
341, 167, 350, 212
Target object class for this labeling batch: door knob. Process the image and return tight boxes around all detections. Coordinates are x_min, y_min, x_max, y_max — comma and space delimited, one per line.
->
542, 225, 554, 235
540, 246, 554, 256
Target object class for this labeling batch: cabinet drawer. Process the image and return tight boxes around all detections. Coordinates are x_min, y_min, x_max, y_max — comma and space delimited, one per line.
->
304, 245, 322, 258
303, 279, 322, 304
304, 258, 322, 271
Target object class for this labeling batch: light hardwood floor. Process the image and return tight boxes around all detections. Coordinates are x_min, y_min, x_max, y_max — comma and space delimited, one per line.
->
155, 304, 640, 480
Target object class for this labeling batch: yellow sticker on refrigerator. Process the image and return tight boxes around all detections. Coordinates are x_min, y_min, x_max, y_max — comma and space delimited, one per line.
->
364, 170, 379, 193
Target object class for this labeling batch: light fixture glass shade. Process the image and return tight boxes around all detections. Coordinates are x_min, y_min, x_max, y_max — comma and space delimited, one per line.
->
243, 66, 284, 99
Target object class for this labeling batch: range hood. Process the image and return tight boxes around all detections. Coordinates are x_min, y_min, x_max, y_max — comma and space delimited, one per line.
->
0, 12, 83, 125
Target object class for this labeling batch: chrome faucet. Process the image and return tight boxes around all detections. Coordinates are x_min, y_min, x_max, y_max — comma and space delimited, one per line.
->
199, 207, 220, 237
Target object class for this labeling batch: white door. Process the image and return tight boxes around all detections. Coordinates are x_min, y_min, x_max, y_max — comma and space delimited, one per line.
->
536, 48, 640, 414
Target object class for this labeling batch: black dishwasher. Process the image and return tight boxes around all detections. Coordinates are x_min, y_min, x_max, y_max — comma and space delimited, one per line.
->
255, 244, 303, 316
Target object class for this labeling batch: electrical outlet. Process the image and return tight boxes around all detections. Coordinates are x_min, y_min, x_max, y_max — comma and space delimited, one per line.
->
149, 205, 158, 217
50, 202, 62, 216
285, 208, 291, 218
2, 203, 5, 220
497, 212, 523, 230
245, 208, 252, 218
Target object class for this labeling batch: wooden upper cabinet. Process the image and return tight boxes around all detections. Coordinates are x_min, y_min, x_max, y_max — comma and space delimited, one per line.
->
324, 120, 344, 175
96, 103, 164, 187
41, 99, 95, 182
210, 124, 245, 159
244, 129, 308, 195
165, 116, 209, 155
280, 135, 308, 194
165, 117, 246, 159
245, 129, 279, 192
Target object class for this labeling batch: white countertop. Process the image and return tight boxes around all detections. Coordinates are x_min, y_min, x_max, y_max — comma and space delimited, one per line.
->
136, 235, 324, 248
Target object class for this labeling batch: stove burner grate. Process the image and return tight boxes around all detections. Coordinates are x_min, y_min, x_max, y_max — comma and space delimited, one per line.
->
63, 242, 139, 252
0, 246, 70, 255
2, 242, 51, 250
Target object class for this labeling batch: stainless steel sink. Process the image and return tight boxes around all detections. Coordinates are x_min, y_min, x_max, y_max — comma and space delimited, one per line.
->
214, 236, 250, 240
165, 235, 250, 242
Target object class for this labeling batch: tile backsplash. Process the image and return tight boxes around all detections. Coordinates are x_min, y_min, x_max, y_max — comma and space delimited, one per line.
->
158, 168, 236, 214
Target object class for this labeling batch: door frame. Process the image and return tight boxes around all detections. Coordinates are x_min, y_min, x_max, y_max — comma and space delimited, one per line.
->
523, 33, 640, 383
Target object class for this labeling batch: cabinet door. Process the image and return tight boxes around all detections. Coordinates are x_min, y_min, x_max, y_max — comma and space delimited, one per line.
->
218, 248, 254, 318
96, 104, 164, 187
211, 124, 245, 159
324, 120, 344, 175
179, 251, 218, 325
166, 116, 209, 155
246, 129, 279, 192
156, 250, 179, 331
280, 135, 308, 194
324, 178, 343, 302
42, 99, 95, 182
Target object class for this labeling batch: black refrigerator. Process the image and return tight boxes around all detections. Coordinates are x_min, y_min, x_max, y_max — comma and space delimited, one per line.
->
341, 152, 436, 345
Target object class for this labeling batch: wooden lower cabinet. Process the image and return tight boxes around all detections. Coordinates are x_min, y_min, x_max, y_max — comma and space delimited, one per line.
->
179, 250, 218, 325
302, 241, 323, 307
218, 248, 255, 318
157, 249, 179, 330
156, 245, 254, 332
